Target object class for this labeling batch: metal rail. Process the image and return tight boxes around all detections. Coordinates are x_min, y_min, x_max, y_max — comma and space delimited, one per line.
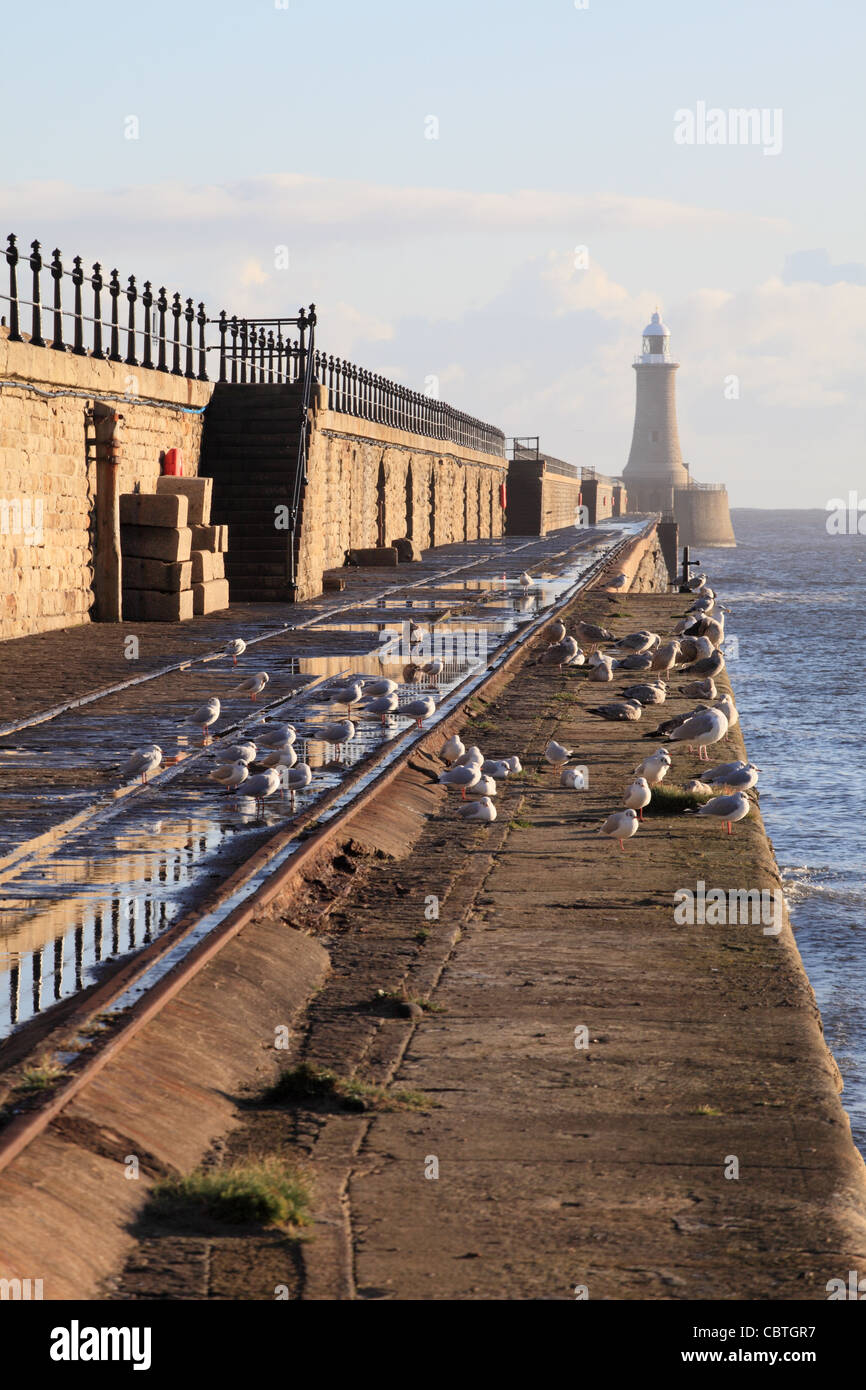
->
0, 523, 653, 1176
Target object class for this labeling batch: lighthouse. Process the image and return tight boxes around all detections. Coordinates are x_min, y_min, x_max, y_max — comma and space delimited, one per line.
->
619, 310, 735, 546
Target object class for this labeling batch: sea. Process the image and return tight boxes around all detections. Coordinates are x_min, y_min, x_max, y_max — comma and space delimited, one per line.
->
707, 508, 866, 1156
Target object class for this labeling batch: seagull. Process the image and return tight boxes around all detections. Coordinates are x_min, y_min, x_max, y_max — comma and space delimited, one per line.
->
439, 764, 481, 799
677, 678, 718, 701
575, 620, 615, 651
560, 765, 586, 789
587, 699, 643, 721
615, 630, 659, 655
503, 755, 522, 774
623, 777, 651, 820
539, 637, 580, 670
256, 723, 296, 749
259, 745, 298, 771
121, 744, 162, 784
456, 796, 497, 823
695, 791, 752, 834
680, 650, 726, 679
421, 659, 444, 682
209, 758, 249, 792
230, 672, 270, 701
455, 745, 484, 768
518, 571, 533, 590
620, 682, 667, 706
650, 640, 681, 673
188, 697, 220, 744
284, 761, 313, 809
714, 694, 738, 731
589, 655, 615, 682
549, 618, 567, 644
703, 760, 759, 791
616, 651, 655, 672
440, 734, 465, 765
634, 747, 672, 786
684, 778, 714, 795
480, 759, 512, 779
465, 774, 498, 799
401, 695, 436, 729
224, 638, 246, 666
309, 719, 356, 753
364, 693, 399, 725
362, 677, 398, 699
666, 708, 729, 760
674, 615, 699, 636
217, 741, 257, 764
239, 767, 282, 812
544, 739, 573, 770
607, 571, 629, 590
598, 807, 639, 850
328, 679, 364, 714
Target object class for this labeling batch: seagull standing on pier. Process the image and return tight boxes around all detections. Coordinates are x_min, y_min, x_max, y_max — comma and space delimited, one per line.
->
229, 672, 270, 701
694, 791, 752, 834
224, 638, 246, 666
598, 808, 639, 850
623, 777, 652, 820
666, 708, 729, 760
401, 694, 437, 729
121, 745, 163, 784
440, 733, 465, 765
187, 697, 221, 744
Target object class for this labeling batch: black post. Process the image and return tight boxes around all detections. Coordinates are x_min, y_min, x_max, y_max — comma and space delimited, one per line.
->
171, 293, 182, 375
229, 315, 238, 383
5, 234, 22, 342
267, 329, 275, 383
71, 256, 85, 355
297, 306, 308, 379
184, 297, 195, 377
217, 310, 228, 382
196, 302, 207, 381
141, 281, 154, 369
239, 320, 248, 383
91, 263, 105, 359
50, 248, 65, 351
29, 240, 45, 347
156, 287, 168, 371
125, 275, 138, 366
108, 268, 121, 361
247, 322, 256, 383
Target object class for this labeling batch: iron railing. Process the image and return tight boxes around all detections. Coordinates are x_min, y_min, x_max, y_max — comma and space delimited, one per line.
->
2, 231, 506, 459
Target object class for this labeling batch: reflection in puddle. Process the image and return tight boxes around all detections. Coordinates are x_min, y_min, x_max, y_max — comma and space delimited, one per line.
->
0, 524, 644, 1039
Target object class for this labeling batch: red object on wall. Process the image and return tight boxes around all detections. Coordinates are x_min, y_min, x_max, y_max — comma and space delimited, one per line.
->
499, 482, 507, 509
163, 448, 183, 476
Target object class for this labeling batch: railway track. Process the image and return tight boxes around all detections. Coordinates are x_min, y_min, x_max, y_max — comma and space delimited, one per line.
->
0, 520, 652, 1177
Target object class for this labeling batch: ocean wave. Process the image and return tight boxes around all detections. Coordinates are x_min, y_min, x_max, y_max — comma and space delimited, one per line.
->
781, 866, 866, 909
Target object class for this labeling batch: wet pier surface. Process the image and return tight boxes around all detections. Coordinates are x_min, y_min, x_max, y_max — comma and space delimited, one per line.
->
0, 525, 637, 1038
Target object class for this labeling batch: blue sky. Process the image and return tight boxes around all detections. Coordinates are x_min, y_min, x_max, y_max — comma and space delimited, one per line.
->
2, 0, 865, 505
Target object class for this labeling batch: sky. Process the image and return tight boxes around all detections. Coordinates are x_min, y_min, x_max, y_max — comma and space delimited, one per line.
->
2, 0, 865, 506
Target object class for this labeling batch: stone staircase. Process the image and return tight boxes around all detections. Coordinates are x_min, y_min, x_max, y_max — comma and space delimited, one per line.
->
201, 381, 307, 602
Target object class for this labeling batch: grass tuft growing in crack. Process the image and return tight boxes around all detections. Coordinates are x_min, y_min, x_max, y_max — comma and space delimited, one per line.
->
261, 1062, 436, 1113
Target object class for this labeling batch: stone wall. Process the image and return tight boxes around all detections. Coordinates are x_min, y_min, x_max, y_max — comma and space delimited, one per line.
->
296, 406, 508, 599
0, 331, 213, 640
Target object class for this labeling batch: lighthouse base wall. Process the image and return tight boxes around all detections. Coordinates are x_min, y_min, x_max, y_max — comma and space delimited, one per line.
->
673, 487, 736, 548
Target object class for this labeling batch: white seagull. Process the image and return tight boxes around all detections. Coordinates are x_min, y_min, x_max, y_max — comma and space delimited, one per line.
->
224, 638, 246, 666
230, 672, 270, 702
598, 808, 639, 850
623, 777, 652, 820
695, 791, 752, 834
188, 697, 221, 744
121, 744, 162, 784
456, 796, 497, 823
666, 708, 729, 760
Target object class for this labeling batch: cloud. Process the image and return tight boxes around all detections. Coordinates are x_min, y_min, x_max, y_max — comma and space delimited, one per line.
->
782, 248, 866, 287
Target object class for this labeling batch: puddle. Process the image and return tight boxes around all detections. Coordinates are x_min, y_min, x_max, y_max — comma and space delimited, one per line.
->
0, 524, 645, 1039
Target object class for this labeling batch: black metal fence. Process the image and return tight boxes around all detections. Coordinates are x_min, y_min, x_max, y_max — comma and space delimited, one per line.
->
2, 231, 505, 456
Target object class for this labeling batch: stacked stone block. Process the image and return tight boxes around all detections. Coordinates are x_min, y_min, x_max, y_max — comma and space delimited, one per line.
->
120, 478, 229, 621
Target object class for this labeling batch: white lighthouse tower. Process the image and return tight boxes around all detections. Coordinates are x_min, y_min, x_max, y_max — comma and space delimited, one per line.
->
622, 311, 690, 511
619, 310, 735, 545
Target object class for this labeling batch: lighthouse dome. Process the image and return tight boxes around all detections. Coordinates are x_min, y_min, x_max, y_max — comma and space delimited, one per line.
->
642, 311, 669, 337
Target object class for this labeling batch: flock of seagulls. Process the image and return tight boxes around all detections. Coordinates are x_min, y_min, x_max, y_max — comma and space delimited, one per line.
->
119, 637, 445, 819
528, 570, 758, 845
437, 735, 522, 823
